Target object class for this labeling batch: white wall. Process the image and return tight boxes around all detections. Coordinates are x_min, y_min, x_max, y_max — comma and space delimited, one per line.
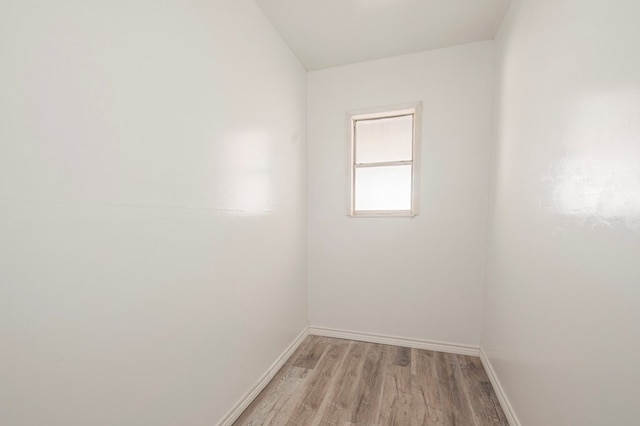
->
0, 1, 307, 425
483, 0, 640, 424
307, 42, 494, 346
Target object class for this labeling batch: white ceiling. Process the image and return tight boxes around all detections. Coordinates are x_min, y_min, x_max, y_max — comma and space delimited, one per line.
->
255, 0, 512, 70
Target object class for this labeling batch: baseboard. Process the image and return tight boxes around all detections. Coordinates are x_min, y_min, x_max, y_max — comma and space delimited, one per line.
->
479, 347, 521, 426
216, 326, 309, 426
308, 326, 480, 356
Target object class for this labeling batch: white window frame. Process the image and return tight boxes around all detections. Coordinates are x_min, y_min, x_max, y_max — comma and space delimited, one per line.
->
347, 101, 422, 217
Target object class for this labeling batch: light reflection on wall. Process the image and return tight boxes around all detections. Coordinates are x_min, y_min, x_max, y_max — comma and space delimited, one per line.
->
549, 91, 640, 227
220, 131, 273, 215
552, 156, 640, 220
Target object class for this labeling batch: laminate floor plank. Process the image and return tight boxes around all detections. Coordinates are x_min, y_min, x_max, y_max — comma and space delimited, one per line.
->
436, 352, 478, 426
233, 336, 508, 426
284, 338, 351, 426
456, 355, 509, 426
233, 365, 308, 426
348, 343, 388, 425
378, 347, 412, 425
313, 341, 367, 426
293, 335, 328, 370
392, 346, 411, 367
411, 348, 445, 425
234, 336, 330, 426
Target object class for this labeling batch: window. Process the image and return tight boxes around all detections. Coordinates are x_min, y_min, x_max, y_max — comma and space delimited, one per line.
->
348, 102, 421, 217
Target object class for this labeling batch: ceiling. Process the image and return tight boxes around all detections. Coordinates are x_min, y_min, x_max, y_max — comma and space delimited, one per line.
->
255, 0, 512, 70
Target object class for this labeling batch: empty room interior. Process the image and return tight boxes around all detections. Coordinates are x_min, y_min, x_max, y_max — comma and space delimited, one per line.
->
2, 0, 640, 425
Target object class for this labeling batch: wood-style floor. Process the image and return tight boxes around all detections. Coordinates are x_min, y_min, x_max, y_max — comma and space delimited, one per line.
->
233, 335, 508, 426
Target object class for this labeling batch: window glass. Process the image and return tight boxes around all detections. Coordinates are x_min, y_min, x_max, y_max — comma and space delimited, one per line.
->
354, 165, 412, 211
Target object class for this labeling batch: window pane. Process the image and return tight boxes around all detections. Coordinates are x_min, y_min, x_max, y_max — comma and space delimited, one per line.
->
354, 165, 412, 211
355, 114, 413, 164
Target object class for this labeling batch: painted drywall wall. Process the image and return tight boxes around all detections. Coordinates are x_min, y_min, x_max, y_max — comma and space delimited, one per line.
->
483, 0, 640, 424
307, 42, 494, 346
0, 1, 307, 425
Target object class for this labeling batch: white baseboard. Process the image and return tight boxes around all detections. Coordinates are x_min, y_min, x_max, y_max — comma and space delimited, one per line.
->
479, 348, 521, 426
308, 326, 480, 357
216, 326, 309, 426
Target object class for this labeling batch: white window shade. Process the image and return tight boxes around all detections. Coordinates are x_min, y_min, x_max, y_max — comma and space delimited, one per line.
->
355, 115, 413, 164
